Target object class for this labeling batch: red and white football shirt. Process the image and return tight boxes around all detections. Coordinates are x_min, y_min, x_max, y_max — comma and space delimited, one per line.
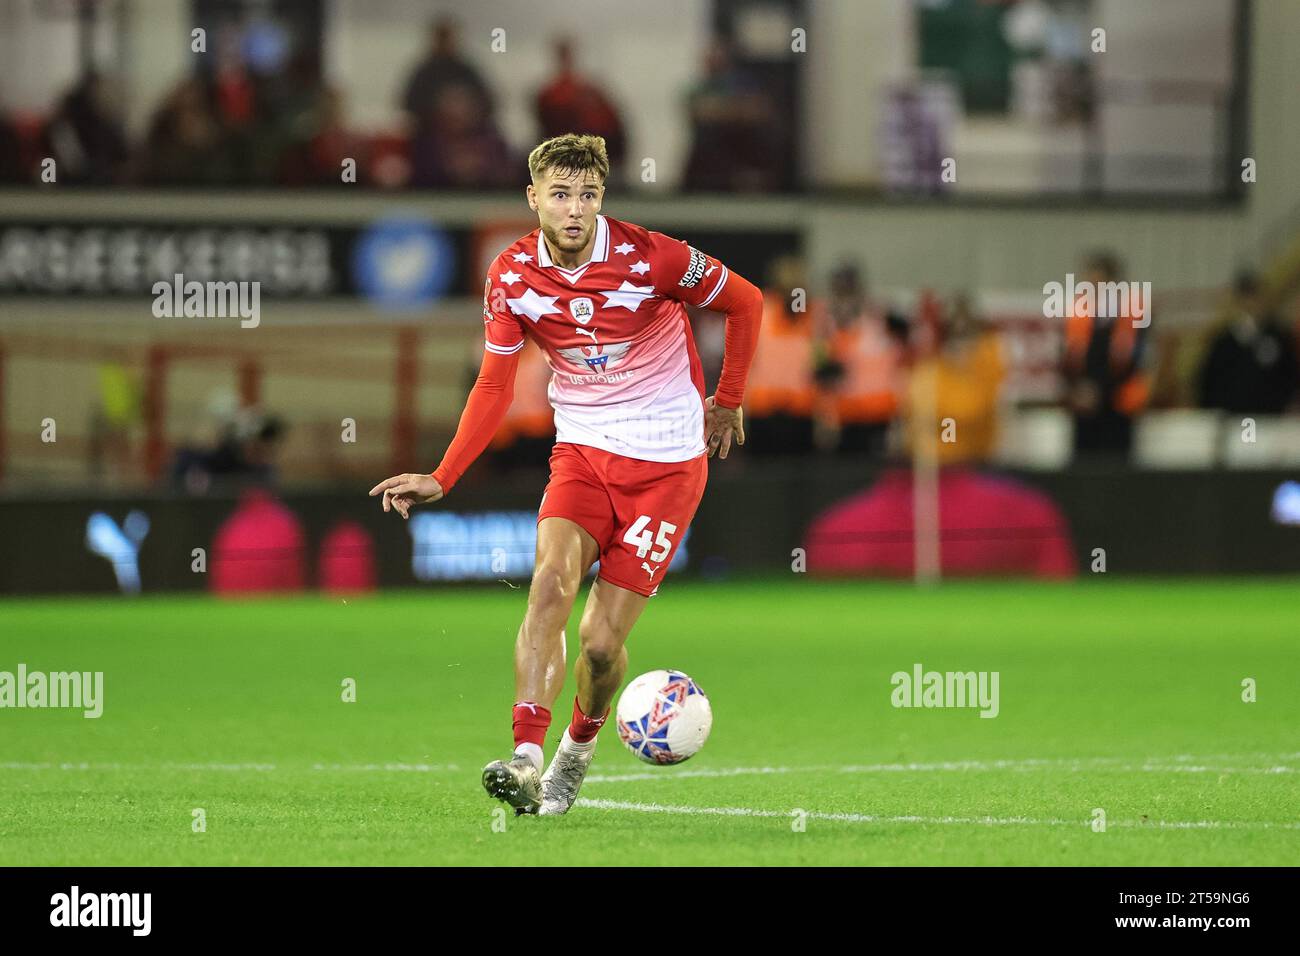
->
481, 214, 732, 462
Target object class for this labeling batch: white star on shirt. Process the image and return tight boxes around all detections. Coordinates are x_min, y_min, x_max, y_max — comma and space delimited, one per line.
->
613, 242, 637, 256
498, 269, 522, 286
506, 286, 562, 322
512, 251, 534, 264
629, 260, 650, 276
599, 281, 655, 313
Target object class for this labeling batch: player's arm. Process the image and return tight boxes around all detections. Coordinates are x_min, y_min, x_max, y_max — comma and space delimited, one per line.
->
650, 233, 764, 458
369, 268, 525, 518
703, 268, 764, 457
368, 347, 520, 518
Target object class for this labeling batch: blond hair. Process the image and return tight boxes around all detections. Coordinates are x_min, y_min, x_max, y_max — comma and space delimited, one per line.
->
527, 133, 609, 183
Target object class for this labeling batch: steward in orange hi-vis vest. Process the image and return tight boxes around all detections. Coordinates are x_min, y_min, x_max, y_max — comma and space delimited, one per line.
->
746, 291, 817, 418
1064, 287, 1151, 417
1062, 260, 1152, 456
829, 309, 903, 427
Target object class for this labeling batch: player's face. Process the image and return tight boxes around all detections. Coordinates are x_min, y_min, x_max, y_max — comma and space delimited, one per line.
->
528, 168, 604, 259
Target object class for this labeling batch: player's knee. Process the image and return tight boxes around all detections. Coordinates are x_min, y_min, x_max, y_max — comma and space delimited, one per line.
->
578, 638, 622, 676
528, 563, 578, 615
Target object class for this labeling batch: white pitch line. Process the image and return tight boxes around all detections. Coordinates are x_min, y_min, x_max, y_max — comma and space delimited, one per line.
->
575, 798, 1075, 826
584, 756, 1299, 783
2, 753, 1296, 779
0, 761, 278, 772
5, 758, 1298, 832
0, 761, 459, 773
310, 762, 460, 773
575, 798, 1300, 831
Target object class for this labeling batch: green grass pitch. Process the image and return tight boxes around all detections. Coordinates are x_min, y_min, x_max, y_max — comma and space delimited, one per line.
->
1, 578, 1296, 866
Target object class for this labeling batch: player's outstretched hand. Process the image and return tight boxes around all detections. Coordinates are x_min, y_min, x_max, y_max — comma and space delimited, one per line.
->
368, 473, 443, 519
703, 396, 744, 459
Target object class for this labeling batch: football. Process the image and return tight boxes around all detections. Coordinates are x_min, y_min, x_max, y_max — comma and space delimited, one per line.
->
615, 670, 713, 764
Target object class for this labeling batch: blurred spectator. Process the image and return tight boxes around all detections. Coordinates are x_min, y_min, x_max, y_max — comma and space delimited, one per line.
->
746, 256, 817, 456
818, 264, 908, 456
906, 295, 1006, 466
0, 107, 26, 182
401, 17, 511, 187
1196, 272, 1299, 414
682, 38, 782, 192
411, 83, 515, 188
171, 410, 287, 494
46, 73, 129, 185
139, 77, 233, 185
401, 17, 494, 127
536, 39, 626, 184
213, 28, 257, 131
88, 363, 141, 484
276, 86, 366, 185
249, 49, 326, 184
1062, 251, 1150, 459
137, 25, 322, 186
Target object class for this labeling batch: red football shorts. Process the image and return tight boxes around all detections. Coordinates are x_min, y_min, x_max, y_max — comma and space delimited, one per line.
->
537, 442, 708, 597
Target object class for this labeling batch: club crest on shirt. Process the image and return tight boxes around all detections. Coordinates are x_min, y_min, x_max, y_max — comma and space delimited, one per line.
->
568, 297, 594, 325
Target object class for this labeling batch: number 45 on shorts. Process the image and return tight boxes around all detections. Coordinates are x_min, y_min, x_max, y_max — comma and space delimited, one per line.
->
622, 515, 678, 562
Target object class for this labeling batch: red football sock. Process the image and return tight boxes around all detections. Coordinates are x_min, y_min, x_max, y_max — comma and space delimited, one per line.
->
569, 696, 609, 744
512, 701, 551, 749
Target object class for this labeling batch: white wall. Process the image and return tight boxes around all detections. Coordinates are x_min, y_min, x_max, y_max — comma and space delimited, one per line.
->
1094, 0, 1236, 194
803, 0, 913, 187
122, 0, 188, 137
0, 0, 101, 112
